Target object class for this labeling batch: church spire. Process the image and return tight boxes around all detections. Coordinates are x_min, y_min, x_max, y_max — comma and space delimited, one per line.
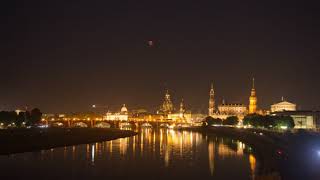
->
208, 83, 215, 116
180, 98, 185, 114
249, 78, 257, 114
252, 78, 255, 89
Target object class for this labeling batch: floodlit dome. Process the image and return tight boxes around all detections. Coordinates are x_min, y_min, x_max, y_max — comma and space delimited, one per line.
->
121, 104, 128, 113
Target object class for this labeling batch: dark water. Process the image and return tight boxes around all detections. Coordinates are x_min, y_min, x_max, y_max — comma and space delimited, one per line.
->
0, 129, 257, 179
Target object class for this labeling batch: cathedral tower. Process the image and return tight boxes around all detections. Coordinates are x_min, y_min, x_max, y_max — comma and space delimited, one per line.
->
179, 98, 185, 118
161, 90, 174, 114
249, 78, 257, 114
208, 83, 215, 116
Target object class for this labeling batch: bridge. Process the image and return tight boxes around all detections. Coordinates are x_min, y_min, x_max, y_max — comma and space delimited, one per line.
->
44, 119, 190, 129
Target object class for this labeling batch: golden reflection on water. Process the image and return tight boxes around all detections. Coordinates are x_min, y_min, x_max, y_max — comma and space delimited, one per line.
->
208, 141, 215, 175
109, 141, 112, 154
132, 136, 136, 158
207, 137, 255, 176
218, 143, 243, 158
0, 128, 263, 180
249, 154, 257, 179
119, 138, 129, 156
59, 128, 256, 177
35, 128, 256, 177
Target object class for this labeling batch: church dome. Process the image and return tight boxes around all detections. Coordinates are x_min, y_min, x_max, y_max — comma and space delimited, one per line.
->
121, 104, 128, 113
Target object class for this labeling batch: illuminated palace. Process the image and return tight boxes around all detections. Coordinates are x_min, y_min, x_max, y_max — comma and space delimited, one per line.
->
209, 79, 258, 120
157, 90, 192, 122
103, 104, 129, 121
270, 98, 320, 129
271, 97, 296, 112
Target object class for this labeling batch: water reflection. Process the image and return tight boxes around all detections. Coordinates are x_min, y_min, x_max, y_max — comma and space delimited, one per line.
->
207, 137, 257, 177
0, 129, 257, 179
91, 144, 95, 165
208, 141, 215, 175
249, 154, 257, 179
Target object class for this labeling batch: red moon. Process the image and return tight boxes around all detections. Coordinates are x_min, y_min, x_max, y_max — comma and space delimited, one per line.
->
148, 40, 154, 46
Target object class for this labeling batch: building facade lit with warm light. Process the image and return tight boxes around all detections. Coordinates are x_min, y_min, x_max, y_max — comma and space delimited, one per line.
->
157, 90, 192, 122
271, 98, 296, 112
208, 82, 249, 120
249, 78, 257, 114
103, 104, 129, 121
271, 111, 320, 129
208, 83, 215, 116
218, 103, 247, 115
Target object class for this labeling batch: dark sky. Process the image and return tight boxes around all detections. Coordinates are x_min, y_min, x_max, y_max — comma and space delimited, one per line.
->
1, 0, 319, 113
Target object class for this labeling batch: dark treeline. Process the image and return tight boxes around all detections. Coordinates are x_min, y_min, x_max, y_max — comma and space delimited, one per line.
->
0, 108, 42, 127
243, 114, 295, 129
204, 114, 295, 129
204, 116, 239, 126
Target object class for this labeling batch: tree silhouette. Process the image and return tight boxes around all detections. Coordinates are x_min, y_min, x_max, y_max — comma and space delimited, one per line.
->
223, 116, 239, 125
30, 108, 42, 125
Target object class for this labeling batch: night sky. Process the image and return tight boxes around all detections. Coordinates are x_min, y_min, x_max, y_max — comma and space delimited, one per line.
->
1, 0, 319, 113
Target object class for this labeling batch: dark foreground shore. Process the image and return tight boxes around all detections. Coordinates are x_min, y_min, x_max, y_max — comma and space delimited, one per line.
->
0, 128, 137, 155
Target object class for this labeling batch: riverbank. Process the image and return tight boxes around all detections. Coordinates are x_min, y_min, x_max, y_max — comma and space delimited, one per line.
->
0, 128, 137, 155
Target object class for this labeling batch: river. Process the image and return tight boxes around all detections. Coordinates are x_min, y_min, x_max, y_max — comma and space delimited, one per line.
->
0, 128, 257, 179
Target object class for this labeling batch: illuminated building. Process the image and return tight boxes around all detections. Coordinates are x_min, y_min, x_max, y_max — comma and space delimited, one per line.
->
271, 97, 296, 112
207, 82, 248, 120
15, 109, 25, 115
167, 99, 192, 122
179, 98, 188, 119
218, 103, 247, 115
120, 104, 128, 113
191, 113, 207, 123
249, 78, 257, 114
168, 113, 191, 122
160, 90, 174, 115
208, 83, 215, 116
104, 104, 128, 121
207, 78, 259, 120
130, 109, 148, 117
157, 90, 192, 122
271, 111, 320, 129
210, 102, 247, 120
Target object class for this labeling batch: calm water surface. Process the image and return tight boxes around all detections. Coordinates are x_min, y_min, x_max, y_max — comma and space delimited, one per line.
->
0, 129, 257, 179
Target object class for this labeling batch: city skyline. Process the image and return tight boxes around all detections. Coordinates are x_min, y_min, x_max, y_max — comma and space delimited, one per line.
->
0, 79, 311, 113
